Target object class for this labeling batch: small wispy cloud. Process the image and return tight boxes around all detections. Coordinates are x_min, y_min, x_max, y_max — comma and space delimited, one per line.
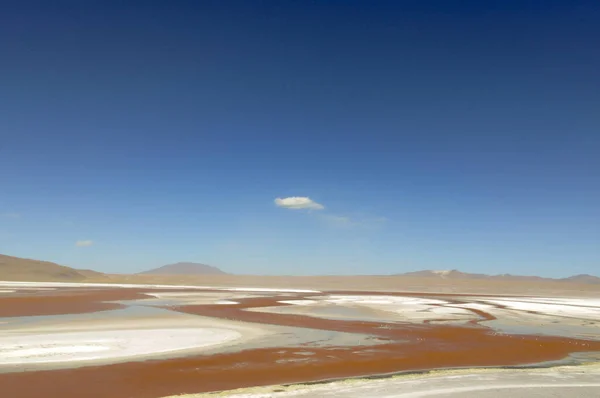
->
320, 214, 354, 228
75, 240, 93, 247
274, 197, 324, 210
319, 214, 387, 229
1, 213, 20, 219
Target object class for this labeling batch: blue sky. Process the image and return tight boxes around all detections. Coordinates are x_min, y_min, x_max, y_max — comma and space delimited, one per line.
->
1, 1, 599, 276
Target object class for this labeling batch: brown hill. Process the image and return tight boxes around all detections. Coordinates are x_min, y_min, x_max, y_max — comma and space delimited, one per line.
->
0, 253, 89, 281
76, 268, 112, 281
138, 262, 228, 275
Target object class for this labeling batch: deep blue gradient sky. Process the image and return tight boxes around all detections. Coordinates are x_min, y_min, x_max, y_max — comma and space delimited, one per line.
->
1, 1, 599, 276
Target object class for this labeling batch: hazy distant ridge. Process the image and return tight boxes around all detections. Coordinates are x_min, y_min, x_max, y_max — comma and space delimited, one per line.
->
396, 269, 600, 284
138, 262, 228, 275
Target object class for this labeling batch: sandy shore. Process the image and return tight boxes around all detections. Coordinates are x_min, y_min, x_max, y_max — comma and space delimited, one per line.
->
171, 364, 600, 398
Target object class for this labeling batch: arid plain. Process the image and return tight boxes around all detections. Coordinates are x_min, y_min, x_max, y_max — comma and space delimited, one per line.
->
1, 255, 599, 398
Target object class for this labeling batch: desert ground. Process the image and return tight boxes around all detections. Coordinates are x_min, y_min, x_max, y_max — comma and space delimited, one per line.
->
0, 277, 599, 398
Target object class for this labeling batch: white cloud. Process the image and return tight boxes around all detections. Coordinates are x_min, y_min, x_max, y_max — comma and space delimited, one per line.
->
273, 196, 386, 230
274, 197, 324, 210
75, 240, 93, 247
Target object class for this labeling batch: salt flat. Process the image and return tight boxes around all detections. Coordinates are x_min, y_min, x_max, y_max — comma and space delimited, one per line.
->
0, 328, 240, 365
1, 280, 599, 398
0, 286, 382, 372
246, 293, 600, 338
481, 298, 600, 320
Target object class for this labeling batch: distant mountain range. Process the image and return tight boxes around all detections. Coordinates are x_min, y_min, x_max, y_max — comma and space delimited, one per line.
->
396, 269, 600, 284
0, 252, 597, 284
138, 262, 228, 275
0, 254, 227, 280
561, 274, 600, 284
